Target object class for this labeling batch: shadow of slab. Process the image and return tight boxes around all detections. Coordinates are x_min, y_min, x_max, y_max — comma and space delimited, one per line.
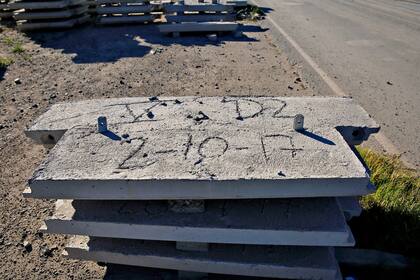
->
26, 24, 264, 64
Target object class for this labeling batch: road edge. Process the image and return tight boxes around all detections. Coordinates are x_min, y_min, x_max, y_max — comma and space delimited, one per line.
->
251, 1, 402, 158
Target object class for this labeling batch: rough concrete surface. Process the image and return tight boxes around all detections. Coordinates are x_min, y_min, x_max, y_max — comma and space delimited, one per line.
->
27, 123, 370, 199
44, 198, 354, 246
0, 22, 317, 279
65, 236, 342, 280
26, 96, 379, 145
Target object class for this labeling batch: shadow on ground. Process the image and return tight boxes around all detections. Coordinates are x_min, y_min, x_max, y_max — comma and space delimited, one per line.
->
25, 23, 266, 64
349, 206, 420, 258
0, 68, 6, 81
103, 264, 277, 280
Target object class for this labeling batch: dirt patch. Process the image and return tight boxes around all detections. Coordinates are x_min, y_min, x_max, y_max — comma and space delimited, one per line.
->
0, 23, 314, 279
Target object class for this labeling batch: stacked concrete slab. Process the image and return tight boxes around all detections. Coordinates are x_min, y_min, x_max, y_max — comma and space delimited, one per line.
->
95, 0, 160, 25
86, 0, 96, 15
0, 0, 14, 20
160, 0, 238, 36
25, 96, 379, 279
9, 0, 90, 30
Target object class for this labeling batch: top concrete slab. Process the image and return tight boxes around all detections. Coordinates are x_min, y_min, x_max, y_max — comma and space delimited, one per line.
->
25, 96, 379, 145
27, 120, 371, 199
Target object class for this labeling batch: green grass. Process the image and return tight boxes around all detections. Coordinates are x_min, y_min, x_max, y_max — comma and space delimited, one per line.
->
0, 56, 13, 69
2, 36, 15, 47
350, 148, 420, 257
3, 36, 25, 54
12, 43, 25, 54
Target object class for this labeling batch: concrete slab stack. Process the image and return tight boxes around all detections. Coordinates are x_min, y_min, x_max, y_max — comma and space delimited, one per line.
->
160, 0, 238, 36
86, 0, 96, 15
9, 0, 90, 31
25, 96, 379, 279
0, 0, 14, 20
95, 0, 160, 25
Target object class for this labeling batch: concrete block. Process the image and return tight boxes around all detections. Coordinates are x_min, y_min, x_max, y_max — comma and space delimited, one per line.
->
164, 4, 234, 13
13, 5, 88, 20
178, 270, 208, 280
24, 96, 379, 145
176, 242, 209, 252
65, 236, 342, 280
337, 197, 362, 220
9, 0, 86, 10
27, 121, 371, 199
159, 22, 238, 33
0, 11, 13, 18
96, 5, 154, 14
206, 33, 218, 41
97, 15, 154, 24
221, 0, 247, 7
168, 200, 205, 213
97, 0, 150, 3
44, 198, 355, 246
165, 14, 235, 22
17, 14, 90, 31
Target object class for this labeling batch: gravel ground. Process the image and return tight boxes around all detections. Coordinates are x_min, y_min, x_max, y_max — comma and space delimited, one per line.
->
0, 23, 315, 279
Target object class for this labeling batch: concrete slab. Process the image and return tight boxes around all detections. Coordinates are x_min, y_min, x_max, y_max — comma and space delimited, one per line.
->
25, 96, 379, 145
96, 5, 154, 14
221, 0, 247, 6
27, 122, 371, 199
97, 0, 150, 3
9, 0, 86, 10
178, 270, 208, 280
165, 14, 235, 23
44, 198, 354, 246
159, 22, 238, 33
0, 10, 12, 18
176, 242, 209, 252
17, 14, 90, 31
97, 15, 155, 25
13, 5, 88, 20
337, 196, 362, 220
163, 4, 234, 13
65, 236, 342, 280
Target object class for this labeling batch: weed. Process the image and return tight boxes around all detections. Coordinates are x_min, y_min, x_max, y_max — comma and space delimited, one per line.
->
236, 5, 265, 21
12, 43, 25, 54
349, 148, 419, 257
3, 36, 25, 54
0, 56, 13, 68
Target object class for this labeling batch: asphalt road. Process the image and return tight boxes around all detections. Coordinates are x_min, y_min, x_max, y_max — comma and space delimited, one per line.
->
253, 0, 420, 167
